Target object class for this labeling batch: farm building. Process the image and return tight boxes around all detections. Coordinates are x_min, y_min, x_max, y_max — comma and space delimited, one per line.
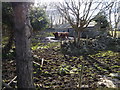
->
53, 21, 106, 38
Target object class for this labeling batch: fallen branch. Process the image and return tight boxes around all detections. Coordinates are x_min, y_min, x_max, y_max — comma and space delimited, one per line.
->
41, 58, 44, 67
33, 61, 40, 66
2, 76, 17, 90
2, 81, 12, 89
8, 76, 17, 85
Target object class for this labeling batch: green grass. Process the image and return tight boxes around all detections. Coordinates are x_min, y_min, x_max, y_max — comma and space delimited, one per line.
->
109, 31, 120, 38
31, 42, 59, 50
2, 36, 9, 45
94, 50, 118, 57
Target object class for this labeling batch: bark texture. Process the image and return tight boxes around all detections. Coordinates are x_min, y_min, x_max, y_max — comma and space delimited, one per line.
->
12, 2, 34, 89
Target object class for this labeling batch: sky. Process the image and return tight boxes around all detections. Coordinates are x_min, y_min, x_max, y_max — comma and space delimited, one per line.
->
35, 0, 63, 4
34, 0, 120, 28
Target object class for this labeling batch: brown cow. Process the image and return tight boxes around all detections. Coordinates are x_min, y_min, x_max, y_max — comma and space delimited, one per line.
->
53, 32, 69, 39
53, 32, 59, 39
59, 32, 69, 38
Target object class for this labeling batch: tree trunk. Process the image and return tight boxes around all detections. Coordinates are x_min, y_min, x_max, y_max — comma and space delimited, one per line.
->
50, 16, 53, 28
111, 30, 114, 37
76, 28, 82, 47
12, 2, 34, 89
73, 30, 77, 45
77, 31, 81, 44
114, 28, 117, 38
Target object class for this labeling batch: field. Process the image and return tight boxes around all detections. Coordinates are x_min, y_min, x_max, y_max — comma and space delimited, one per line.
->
109, 31, 120, 38
2, 30, 120, 89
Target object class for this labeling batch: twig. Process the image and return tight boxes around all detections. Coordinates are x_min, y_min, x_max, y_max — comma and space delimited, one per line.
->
8, 76, 17, 85
41, 58, 44, 67
2, 81, 12, 89
2, 76, 17, 90
33, 61, 40, 66
33, 59, 44, 67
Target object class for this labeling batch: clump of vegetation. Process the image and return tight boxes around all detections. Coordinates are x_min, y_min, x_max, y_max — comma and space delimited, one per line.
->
61, 34, 120, 56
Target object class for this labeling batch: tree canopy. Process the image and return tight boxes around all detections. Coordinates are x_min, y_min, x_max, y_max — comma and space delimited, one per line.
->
29, 6, 49, 31
2, 2, 49, 32
93, 12, 109, 29
2, 2, 13, 34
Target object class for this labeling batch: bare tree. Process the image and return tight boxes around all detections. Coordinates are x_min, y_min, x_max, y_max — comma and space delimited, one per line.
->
108, 2, 114, 37
113, 1, 119, 38
117, 1, 120, 30
107, 1, 120, 38
43, 2, 57, 28
56, 0, 113, 46
12, 2, 34, 89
